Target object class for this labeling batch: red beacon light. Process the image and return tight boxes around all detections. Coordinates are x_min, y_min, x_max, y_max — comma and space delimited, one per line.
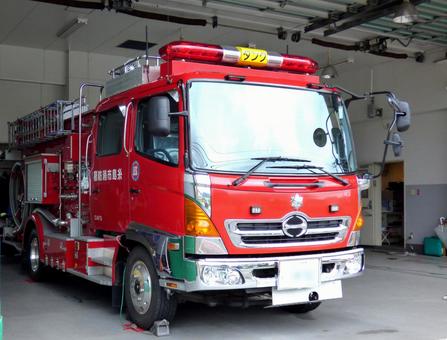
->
159, 41, 318, 75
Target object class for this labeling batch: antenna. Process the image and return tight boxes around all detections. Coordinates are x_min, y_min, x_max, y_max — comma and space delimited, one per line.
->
145, 25, 149, 66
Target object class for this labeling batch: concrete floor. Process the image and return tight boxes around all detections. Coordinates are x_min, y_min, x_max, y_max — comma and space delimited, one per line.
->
2, 249, 447, 340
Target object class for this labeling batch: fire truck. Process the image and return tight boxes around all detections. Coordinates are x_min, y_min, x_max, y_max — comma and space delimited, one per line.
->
5, 41, 410, 330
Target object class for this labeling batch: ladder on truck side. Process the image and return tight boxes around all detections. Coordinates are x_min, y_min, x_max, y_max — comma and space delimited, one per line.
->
8, 100, 87, 147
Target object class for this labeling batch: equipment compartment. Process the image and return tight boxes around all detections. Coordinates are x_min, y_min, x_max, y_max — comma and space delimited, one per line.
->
25, 154, 59, 204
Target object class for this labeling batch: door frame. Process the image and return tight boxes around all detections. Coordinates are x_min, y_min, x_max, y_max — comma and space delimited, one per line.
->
382, 160, 405, 248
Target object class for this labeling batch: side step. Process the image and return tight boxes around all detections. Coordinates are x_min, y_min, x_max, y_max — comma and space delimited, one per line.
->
90, 256, 113, 267
66, 269, 112, 286
89, 247, 115, 267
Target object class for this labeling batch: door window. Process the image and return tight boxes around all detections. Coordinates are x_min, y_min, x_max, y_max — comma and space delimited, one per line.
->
96, 106, 125, 156
135, 96, 179, 166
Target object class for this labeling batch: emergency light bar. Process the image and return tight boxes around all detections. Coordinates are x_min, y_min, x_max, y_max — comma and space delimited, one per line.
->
159, 41, 319, 75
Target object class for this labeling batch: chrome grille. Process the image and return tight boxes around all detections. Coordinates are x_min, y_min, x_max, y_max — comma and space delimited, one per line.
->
225, 214, 350, 248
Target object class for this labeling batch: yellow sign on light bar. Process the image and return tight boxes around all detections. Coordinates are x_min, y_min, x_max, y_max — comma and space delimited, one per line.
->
222, 45, 283, 69
236, 47, 268, 67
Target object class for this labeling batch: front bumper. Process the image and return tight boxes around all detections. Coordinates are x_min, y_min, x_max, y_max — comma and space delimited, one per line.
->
162, 248, 364, 294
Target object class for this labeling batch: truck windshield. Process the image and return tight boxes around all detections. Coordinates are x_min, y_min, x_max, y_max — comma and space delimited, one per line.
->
188, 81, 357, 175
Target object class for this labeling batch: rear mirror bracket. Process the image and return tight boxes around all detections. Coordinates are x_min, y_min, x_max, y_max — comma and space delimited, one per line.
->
338, 89, 411, 179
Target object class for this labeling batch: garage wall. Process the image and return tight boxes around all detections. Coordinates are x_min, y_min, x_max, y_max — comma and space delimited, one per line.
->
68, 50, 127, 108
0, 44, 127, 143
337, 58, 447, 245
0, 44, 66, 143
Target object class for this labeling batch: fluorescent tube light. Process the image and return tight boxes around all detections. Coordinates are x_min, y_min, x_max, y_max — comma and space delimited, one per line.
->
57, 17, 88, 39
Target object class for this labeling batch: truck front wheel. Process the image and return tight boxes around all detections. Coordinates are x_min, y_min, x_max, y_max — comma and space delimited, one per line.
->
125, 246, 177, 329
25, 229, 45, 281
282, 302, 321, 314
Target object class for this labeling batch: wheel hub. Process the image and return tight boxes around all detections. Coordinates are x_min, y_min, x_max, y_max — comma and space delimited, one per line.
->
129, 260, 152, 315
30, 237, 40, 272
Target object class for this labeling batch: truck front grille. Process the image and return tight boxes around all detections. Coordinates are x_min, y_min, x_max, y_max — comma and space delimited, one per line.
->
225, 214, 350, 248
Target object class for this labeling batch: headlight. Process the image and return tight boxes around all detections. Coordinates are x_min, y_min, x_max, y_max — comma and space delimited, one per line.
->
201, 265, 244, 286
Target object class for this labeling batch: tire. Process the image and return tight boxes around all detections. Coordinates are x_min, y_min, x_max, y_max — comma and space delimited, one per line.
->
282, 302, 321, 314
125, 246, 177, 329
25, 229, 45, 281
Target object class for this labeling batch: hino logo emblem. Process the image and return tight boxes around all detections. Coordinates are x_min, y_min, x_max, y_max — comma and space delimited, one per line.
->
282, 215, 308, 238
290, 193, 303, 210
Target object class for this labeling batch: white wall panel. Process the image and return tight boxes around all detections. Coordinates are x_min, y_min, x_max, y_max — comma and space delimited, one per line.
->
337, 57, 447, 186
0, 45, 44, 81
43, 49, 67, 85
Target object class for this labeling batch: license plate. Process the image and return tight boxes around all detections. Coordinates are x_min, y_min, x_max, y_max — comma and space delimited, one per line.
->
277, 259, 320, 291
236, 47, 268, 67
272, 280, 342, 306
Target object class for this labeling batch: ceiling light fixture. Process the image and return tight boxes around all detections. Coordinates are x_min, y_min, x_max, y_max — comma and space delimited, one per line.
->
393, 0, 418, 24
321, 65, 338, 79
57, 17, 88, 39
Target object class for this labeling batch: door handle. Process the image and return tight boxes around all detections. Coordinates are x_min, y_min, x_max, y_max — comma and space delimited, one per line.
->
130, 188, 141, 194
92, 188, 100, 194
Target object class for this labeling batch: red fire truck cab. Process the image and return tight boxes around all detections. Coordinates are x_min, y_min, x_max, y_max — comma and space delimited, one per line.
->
5, 41, 410, 330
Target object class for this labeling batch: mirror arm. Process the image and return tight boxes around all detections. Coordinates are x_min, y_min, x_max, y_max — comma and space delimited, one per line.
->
168, 110, 189, 117
332, 86, 366, 108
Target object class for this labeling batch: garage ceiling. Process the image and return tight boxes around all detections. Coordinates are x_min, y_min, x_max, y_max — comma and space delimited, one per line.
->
0, 0, 446, 66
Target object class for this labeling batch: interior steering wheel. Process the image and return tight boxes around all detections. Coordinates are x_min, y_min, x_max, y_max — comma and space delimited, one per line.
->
149, 148, 174, 163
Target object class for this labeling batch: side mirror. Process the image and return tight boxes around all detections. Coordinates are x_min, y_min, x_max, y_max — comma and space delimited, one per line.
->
147, 96, 171, 137
395, 100, 411, 132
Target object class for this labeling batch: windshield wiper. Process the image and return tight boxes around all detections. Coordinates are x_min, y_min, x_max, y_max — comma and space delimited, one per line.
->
232, 157, 310, 186
268, 165, 349, 186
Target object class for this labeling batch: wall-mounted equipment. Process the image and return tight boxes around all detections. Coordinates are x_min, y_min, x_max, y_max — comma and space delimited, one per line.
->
277, 27, 287, 40
367, 97, 383, 118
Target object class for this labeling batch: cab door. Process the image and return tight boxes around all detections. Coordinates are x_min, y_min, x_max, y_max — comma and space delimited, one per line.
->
128, 92, 184, 235
90, 103, 130, 233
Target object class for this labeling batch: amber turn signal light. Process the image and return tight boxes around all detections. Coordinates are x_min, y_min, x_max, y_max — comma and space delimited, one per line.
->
185, 198, 220, 237
353, 213, 364, 231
